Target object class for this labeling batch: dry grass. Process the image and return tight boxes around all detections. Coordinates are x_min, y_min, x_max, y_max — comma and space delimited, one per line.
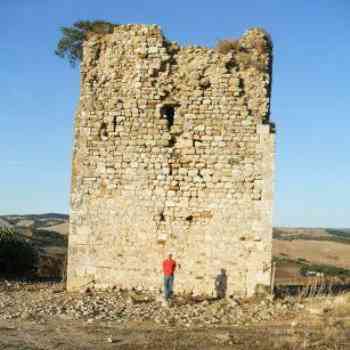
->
216, 39, 241, 54
330, 292, 350, 317
295, 278, 338, 299
215, 36, 270, 75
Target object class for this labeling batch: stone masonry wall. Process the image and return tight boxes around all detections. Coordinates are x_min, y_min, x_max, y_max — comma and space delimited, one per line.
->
67, 24, 275, 297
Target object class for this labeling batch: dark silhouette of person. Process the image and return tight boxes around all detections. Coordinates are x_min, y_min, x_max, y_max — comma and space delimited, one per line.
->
215, 268, 227, 299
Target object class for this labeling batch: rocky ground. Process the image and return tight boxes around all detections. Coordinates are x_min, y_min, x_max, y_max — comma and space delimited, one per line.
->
0, 281, 290, 326
1, 280, 350, 349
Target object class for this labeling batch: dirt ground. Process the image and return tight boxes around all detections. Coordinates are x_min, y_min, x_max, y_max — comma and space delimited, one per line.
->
0, 280, 350, 349
1, 281, 350, 349
1, 282, 350, 350
1, 318, 350, 350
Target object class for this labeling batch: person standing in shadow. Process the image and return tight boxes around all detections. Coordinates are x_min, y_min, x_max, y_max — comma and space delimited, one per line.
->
215, 268, 228, 299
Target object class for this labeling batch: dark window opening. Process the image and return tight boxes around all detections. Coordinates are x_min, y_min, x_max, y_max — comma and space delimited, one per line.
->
160, 105, 175, 130
159, 212, 165, 222
113, 116, 117, 133
99, 122, 108, 140
168, 135, 177, 147
185, 215, 193, 223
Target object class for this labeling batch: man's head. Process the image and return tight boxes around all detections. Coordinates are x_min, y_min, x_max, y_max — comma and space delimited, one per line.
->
168, 253, 173, 259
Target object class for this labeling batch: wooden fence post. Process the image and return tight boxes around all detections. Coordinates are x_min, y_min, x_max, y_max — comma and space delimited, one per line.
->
270, 261, 276, 294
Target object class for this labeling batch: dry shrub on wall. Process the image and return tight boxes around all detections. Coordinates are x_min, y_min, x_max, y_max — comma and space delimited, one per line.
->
254, 38, 269, 54
216, 38, 268, 72
216, 39, 241, 54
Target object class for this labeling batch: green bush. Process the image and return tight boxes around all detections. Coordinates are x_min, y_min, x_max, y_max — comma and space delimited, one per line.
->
0, 228, 38, 276
55, 20, 115, 66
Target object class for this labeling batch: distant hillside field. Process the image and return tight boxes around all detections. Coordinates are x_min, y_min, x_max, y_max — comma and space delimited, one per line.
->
1, 213, 68, 229
273, 239, 350, 269
0, 218, 12, 228
273, 227, 350, 284
274, 227, 350, 243
38, 222, 69, 236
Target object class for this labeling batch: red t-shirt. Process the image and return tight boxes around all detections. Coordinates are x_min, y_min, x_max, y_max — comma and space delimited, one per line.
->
163, 258, 176, 276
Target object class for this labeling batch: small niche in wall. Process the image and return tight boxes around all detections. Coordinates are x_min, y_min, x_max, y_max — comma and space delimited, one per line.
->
157, 232, 167, 245
185, 215, 193, 223
160, 105, 175, 130
99, 122, 108, 141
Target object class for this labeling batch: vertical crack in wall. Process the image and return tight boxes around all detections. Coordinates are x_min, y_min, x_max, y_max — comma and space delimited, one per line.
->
156, 103, 179, 242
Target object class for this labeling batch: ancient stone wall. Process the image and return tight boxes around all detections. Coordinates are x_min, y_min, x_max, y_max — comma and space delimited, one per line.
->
67, 24, 275, 297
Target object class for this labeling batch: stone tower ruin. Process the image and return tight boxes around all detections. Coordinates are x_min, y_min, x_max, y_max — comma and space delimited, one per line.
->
67, 24, 275, 297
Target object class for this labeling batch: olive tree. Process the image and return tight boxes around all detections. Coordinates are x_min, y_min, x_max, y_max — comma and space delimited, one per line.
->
55, 20, 115, 66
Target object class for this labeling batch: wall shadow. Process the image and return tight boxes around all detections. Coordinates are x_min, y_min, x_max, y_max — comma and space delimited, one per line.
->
215, 268, 228, 299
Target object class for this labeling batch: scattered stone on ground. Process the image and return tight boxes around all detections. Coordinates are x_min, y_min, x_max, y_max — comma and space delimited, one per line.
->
0, 280, 301, 326
1, 280, 350, 349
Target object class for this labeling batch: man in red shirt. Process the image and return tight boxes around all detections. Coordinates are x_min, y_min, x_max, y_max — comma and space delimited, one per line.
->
162, 253, 176, 301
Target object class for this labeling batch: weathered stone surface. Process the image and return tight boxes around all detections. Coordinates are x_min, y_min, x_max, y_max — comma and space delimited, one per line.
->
67, 24, 275, 297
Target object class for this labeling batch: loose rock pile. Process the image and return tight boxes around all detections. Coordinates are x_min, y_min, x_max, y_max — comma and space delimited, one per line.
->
0, 281, 300, 327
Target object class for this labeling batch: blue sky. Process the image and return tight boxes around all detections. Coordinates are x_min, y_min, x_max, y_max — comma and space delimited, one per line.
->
1, 0, 349, 227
